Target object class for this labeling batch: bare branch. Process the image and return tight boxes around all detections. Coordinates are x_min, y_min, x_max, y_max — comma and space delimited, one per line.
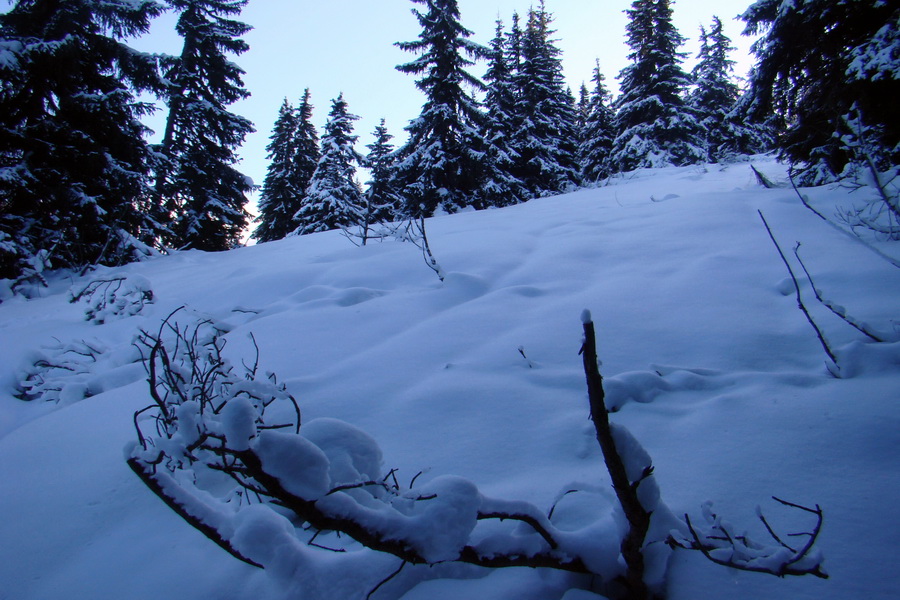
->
792, 243, 884, 342
758, 211, 838, 367
751, 164, 776, 189
366, 561, 406, 600
582, 316, 652, 600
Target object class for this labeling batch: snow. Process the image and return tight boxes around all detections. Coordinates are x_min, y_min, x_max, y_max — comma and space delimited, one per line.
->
301, 417, 383, 487
399, 475, 481, 562
1, 156, 899, 599
220, 396, 259, 451
255, 429, 331, 498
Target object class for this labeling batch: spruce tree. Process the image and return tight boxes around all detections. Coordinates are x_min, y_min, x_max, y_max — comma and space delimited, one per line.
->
689, 16, 771, 162
0, 0, 163, 280
741, 0, 899, 183
578, 62, 616, 183
253, 99, 300, 243
610, 0, 705, 173
291, 89, 321, 211
513, 3, 580, 197
157, 0, 254, 252
293, 94, 364, 235
576, 84, 591, 134
478, 18, 527, 208
355, 119, 402, 244
394, 0, 488, 217
506, 12, 524, 81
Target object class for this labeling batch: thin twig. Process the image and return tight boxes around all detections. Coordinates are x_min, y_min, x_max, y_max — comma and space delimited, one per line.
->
326, 481, 391, 496
792, 243, 884, 342
477, 511, 559, 549
366, 561, 406, 600
547, 489, 579, 520
758, 512, 796, 553
758, 211, 838, 366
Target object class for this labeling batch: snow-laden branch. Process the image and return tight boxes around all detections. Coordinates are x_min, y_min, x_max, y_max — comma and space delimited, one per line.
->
668, 497, 828, 579
128, 310, 595, 579
759, 210, 838, 369
127, 310, 827, 598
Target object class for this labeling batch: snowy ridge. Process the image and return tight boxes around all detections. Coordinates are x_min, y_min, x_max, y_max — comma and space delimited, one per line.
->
1, 157, 898, 600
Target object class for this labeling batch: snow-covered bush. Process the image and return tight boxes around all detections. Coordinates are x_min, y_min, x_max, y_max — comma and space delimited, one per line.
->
16, 338, 144, 404
3, 248, 53, 300
129, 308, 300, 463
127, 311, 827, 599
17, 339, 107, 403
127, 311, 607, 583
69, 274, 154, 323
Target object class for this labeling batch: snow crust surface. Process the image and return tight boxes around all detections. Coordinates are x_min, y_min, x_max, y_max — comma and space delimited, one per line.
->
1, 158, 898, 600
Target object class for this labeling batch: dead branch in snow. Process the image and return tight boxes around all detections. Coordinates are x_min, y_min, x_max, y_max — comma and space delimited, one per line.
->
758, 210, 839, 369
581, 314, 653, 600
792, 243, 885, 342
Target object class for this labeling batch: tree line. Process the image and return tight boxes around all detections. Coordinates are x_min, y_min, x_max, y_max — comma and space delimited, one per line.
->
254, 1, 771, 244
1, 0, 897, 282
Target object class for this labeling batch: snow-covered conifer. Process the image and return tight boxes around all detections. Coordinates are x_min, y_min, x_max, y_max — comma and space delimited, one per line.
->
513, 3, 581, 197
394, 0, 489, 217
293, 94, 364, 235
361, 119, 403, 235
576, 84, 591, 133
689, 16, 771, 162
0, 0, 163, 280
741, 0, 899, 184
578, 62, 615, 184
609, 0, 706, 173
477, 19, 528, 208
291, 89, 321, 209
157, 0, 254, 252
253, 99, 301, 243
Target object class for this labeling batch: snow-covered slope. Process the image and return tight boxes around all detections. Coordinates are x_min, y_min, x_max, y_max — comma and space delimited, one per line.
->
1, 157, 897, 600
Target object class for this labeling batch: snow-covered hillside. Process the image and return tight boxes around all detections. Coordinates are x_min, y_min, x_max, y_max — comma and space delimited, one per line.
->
1, 157, 898, 600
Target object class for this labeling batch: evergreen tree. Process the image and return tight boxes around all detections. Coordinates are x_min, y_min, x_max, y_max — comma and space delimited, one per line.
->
506, 12, 524, 80
291, 88, 321, 210
364, 120, 402, 222
157, 0, 254, 252
741, 0, 899, 183
578, 62, 616, 183
689, 16, 771, 162
513, 3, 580, 197
576, 83, 591, 133
0, 0, 163, 280
477, 18, 528, 208
358, 119, 403, 244
253, 98, 300, 243
394, 0, 489, 217
293, 94, 364, 235
610, 0, 705, 173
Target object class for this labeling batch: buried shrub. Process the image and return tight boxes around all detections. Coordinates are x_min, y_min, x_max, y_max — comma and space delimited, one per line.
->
128, 310, 826, 599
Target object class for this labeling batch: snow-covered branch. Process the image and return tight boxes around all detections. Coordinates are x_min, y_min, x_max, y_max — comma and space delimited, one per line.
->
668, 497, 828, 579
127, 311, 827, 598
127, 310, 592, 579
